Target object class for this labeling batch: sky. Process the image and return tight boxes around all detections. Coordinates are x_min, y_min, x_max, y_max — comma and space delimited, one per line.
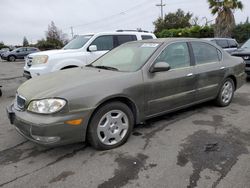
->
0, 0, 249, 45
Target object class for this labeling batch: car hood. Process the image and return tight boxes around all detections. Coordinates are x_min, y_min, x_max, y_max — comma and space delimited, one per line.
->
28, 49, 78, 57
17, 67, 136, 101
232, 48, 250, 55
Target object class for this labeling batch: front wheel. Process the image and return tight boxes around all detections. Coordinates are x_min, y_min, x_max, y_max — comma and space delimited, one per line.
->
215, 78, 235, 107
8, 55, 16, 62
87, 102, 134, 150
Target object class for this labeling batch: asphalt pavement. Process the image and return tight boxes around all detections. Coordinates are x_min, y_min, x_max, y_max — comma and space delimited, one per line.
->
0, 60, 250, 188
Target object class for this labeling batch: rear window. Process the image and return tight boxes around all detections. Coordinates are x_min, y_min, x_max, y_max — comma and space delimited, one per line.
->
216, 40, 229, 49
141, 35, 153, 40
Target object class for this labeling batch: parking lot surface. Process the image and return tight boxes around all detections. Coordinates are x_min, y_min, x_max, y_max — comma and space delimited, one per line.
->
0, 60, 250, 188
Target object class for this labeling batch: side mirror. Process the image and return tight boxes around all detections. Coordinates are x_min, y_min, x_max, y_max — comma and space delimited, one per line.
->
150, 62, 170, 73
88, 45, 97, 52
16, 50, 20, 53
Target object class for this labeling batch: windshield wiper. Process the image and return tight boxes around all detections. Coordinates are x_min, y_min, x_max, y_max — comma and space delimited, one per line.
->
93, 65, 119, 71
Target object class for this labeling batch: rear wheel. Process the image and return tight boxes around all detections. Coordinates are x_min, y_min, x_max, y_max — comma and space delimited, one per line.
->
87, 102, 134, 150
8, 55, 16, 62
215, 78, 235, 107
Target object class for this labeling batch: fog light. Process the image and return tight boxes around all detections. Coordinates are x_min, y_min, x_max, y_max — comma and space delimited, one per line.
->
32, 135, 60, 143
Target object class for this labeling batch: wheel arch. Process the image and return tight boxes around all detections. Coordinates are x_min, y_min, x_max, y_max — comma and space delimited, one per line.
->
85, 96, 140, 139
226, 75, 237, 90
61, 65, 78, 70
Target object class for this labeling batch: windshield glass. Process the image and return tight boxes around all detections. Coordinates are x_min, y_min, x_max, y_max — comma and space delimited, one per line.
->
242, 39, 250, 49
91, 42, 160, 72
63, 35, 93, 50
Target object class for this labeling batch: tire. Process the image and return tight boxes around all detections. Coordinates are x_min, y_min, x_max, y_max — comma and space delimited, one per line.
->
215, 78, 235, 107
87, 102, 134, 150
8, 55, 16, 62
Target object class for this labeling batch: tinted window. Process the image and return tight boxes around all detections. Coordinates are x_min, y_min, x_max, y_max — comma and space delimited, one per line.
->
141, 35, 153, 40
16, 48, 26, 52
192, 42, 220, 64
155, 42, 190, 69
216, 40, 229, 48
116, 35, 137, 46
228, 40, 238, 48
91, 36, 114, 51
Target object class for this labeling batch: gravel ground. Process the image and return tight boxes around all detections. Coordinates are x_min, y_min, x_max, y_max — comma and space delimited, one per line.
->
0, 60, 250, 188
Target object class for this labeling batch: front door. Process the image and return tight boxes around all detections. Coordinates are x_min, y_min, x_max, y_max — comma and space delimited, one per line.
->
144, 42, 197, 117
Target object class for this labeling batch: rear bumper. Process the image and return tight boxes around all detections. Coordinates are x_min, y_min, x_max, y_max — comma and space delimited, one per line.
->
6, 104, 93, 146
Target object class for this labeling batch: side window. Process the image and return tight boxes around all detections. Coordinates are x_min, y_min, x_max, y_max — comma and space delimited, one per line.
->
141, 35, 153, 40
191, 42, 220, 65
155, 42, 190, 69
116, 35, 137, 46
90, 36, 114, 51
216, 40, 229, 49
228, 40, 238, 48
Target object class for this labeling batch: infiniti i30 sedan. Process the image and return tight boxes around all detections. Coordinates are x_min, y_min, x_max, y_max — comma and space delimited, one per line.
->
7, 38, 246, 150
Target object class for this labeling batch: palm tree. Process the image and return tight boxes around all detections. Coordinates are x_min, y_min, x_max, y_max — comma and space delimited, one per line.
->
208, 0, 243, 37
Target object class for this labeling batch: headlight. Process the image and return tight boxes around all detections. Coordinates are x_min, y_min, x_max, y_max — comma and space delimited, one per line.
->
32, 55, 48, 65
27, 99, 66, 114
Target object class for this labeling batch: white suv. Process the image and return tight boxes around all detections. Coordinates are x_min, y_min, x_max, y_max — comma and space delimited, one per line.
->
24, 31, 156, 78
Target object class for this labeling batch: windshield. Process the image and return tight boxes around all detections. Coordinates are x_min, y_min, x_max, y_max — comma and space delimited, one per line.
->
63, 35, 93, 50
241, 39, 250, 49
91, 42, 160, 72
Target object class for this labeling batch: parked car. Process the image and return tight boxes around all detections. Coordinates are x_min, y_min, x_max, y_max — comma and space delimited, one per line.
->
231, 38, 250, 77
1, 47, 39, 62
7, 38, 246, 150
23, 30, 156, 79
0, 48, 10, 58
203, 38, 239, 54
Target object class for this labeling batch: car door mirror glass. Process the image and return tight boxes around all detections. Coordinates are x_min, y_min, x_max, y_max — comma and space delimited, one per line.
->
151, 62, 170, 73
88, 45, 97, 52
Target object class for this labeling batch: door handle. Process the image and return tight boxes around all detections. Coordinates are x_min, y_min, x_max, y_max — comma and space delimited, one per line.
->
187, 73, 194, 77
220, 67, 225, 70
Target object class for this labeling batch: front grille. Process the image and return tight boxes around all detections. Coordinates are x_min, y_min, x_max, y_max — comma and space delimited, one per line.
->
16, 95, 26, 110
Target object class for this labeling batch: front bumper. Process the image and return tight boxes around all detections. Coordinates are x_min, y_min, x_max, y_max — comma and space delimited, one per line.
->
23, 64, 50, 78
6, 104, 93, 146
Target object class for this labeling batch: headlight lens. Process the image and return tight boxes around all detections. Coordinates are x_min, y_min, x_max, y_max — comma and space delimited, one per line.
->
27, 99, 66, 114
32, 55, 48, 65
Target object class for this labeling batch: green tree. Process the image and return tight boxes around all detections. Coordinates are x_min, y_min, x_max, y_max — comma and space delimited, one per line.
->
232, 18, 250, 43
208, 0, 243, 37
36, 21, 68, 50
23, 36, 29, 47
46, 21, 68, 48
153, 9, 193, 33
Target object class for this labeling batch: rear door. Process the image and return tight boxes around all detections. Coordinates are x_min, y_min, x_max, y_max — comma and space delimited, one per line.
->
145, 42, 196, 116
114, 35, 137, 47
190, 41, 225, 101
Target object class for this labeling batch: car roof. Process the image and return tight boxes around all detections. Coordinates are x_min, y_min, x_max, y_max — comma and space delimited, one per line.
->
130, 38, 211, 44
203, 38, 236, 41
78, 31, 155, 36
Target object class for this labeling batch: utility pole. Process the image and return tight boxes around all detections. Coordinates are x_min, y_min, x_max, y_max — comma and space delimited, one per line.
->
156, 0, 166, 19
70, 26, 74, 38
